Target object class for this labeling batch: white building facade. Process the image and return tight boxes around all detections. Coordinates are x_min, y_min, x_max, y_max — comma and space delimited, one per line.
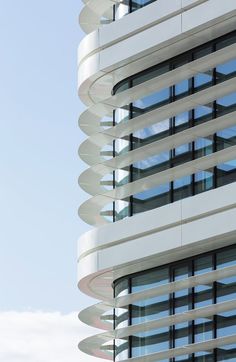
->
78, 1, 236, 361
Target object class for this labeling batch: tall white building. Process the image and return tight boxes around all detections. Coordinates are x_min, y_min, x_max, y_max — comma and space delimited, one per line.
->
78, 1, 236, 361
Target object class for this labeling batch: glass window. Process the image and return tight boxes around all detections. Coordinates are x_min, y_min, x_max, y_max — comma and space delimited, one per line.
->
216, 92, 236, 117
174, 322, 190, 348
115, 338, 129, 361
216, 59, 236, 83
131, 294, 169, 325
194, 169, 214, 195
194, 70, 213, 91
216, 343, 236, 361
131, 328, 169, 357
114, 244, 236, 361
217, 246, 236, 269
194, 256, 213, 309
132, 267, 169, 292
217, 275, 236, 303
114, 3, 129, 20
216, 126, 236, 151
132, 153, 170, 182
114, 200, 130, 222
132, 88, 170, 117
132, 119, 170, 149
115, 306, 129, 329
173, 175, 192, 202
194, 136, 213, 159
175, 79, 189, 99
173, 143, 192, 167
194, 104, 213, 125
114, 106, 129, 125
131, 0, 156, 11
193, 45, 212, 60
194, 255, 213, 275
132, 151, 170, 177
194, 317, 213, 343
194, 350, 214, 361
115, 278, 129, 298
174, 111, 190, 133
216, 160, 236, 187
132, 64, 169, 88
217, 309, 236, 337
216, 32, 236, 50
194, 283, 213, 309
132, 183, 171, 214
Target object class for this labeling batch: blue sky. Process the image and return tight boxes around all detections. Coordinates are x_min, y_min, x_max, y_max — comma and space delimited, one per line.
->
0, 2, 101, 360
0, 0, 92, 315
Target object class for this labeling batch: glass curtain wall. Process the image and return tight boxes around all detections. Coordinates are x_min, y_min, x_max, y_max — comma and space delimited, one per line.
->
108, 32, 236, 222
113, 245, 236, 362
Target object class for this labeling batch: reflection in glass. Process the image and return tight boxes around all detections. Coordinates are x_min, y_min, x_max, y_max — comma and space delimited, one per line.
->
132, 119, 170, 149
132, 88, 170, 118
114, 107, 129, 125
216, 59, 236, 83
114, 245, 236, 361
195, 136, 213, 158
195, 318, 213, 343
175, 79, 189, 99
217, 126, 236, 151
132, 183, 171, 214
217, 160, 236, 187
115, 306, 129, 329
174, 322, 191, 348
217, 247, 236, 269
132, 267, 169, 292
194, 104, 213, 125
132, 327, 169, 357
216, 92, 236, 116
132, 151, 170, 180
194, 70, 213, 91
115, 338, 129, 361
131, 294, 169, 325
194, 170, 214, 194
174, 111, 189, 133
173, 175, 192, 202
217, 310, 236, 338
216, 343, 236, 362
217, 276, 236, 303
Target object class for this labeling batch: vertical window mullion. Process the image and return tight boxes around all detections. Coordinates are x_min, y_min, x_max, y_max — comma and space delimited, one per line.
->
129, 0, 132, 13
212, 42, 218, 192
128, 278, 132, 359
213, 253, 217, 362
129, 95, 133, 216
113, 110, 116, 222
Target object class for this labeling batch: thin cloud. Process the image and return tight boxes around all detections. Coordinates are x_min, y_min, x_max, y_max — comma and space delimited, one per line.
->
0, 311, 102, 362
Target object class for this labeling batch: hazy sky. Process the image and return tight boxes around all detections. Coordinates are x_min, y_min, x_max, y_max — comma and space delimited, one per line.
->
0, 1, 98, 361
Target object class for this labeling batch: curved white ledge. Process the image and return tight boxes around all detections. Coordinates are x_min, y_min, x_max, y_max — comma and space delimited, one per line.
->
78, 182, 236, 303
79, 300, 236, 359
79, 111, 236, 196
79, 75, 236, 166
79, 0, 114, 34
122, 335, 236, 362
79, 143, 236, 226
78, 1, 236, 360
78, 1, 236, 106
78, 42, 236, 138
79, 264, 236, 329
79, 0, 207, 60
